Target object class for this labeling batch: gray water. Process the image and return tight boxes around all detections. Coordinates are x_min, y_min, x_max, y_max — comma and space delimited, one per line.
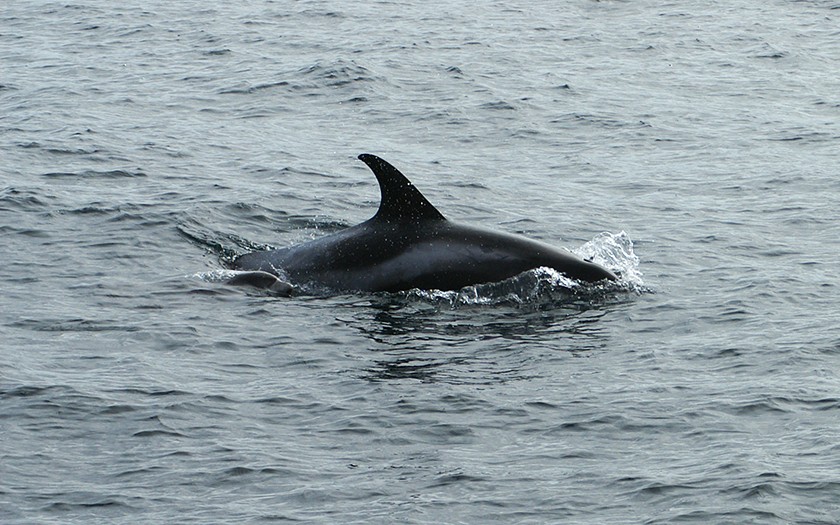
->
2, 1, 840, 523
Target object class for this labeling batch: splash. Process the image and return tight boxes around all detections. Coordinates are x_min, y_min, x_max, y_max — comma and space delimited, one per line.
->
193, 269, 240, 284
575, 231, 644, 287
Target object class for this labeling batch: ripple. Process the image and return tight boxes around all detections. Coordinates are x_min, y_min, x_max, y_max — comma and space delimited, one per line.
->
41, 169, 146, 179
132, 429, 187, 438
0, 187, 54, 211
10, 317, 140, 333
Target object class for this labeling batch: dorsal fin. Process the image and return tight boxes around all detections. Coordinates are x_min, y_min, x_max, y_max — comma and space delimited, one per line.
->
358, 154, 446, 223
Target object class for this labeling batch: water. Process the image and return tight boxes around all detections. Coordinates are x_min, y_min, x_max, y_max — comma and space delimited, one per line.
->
2, 0, 840, 523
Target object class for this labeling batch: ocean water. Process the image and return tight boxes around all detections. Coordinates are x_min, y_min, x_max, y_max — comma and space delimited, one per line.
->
2, 0, 840, 523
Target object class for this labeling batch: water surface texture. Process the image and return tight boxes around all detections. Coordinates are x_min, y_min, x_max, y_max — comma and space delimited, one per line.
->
2, 1, 840, 523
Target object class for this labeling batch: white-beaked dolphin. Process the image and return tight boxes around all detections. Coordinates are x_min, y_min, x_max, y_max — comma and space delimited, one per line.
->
230, 154, 616, 294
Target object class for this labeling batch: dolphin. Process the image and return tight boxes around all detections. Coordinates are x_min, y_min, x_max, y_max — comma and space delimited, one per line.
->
229, 154, 616, 293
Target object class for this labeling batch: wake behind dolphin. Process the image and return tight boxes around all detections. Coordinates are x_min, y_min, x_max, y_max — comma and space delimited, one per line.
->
230, 154, 617, 294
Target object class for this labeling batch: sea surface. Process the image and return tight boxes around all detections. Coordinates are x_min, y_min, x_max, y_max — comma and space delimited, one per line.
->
2, 1, 840, 523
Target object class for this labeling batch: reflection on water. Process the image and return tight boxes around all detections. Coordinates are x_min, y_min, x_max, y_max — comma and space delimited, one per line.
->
344, 293, 626, 384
